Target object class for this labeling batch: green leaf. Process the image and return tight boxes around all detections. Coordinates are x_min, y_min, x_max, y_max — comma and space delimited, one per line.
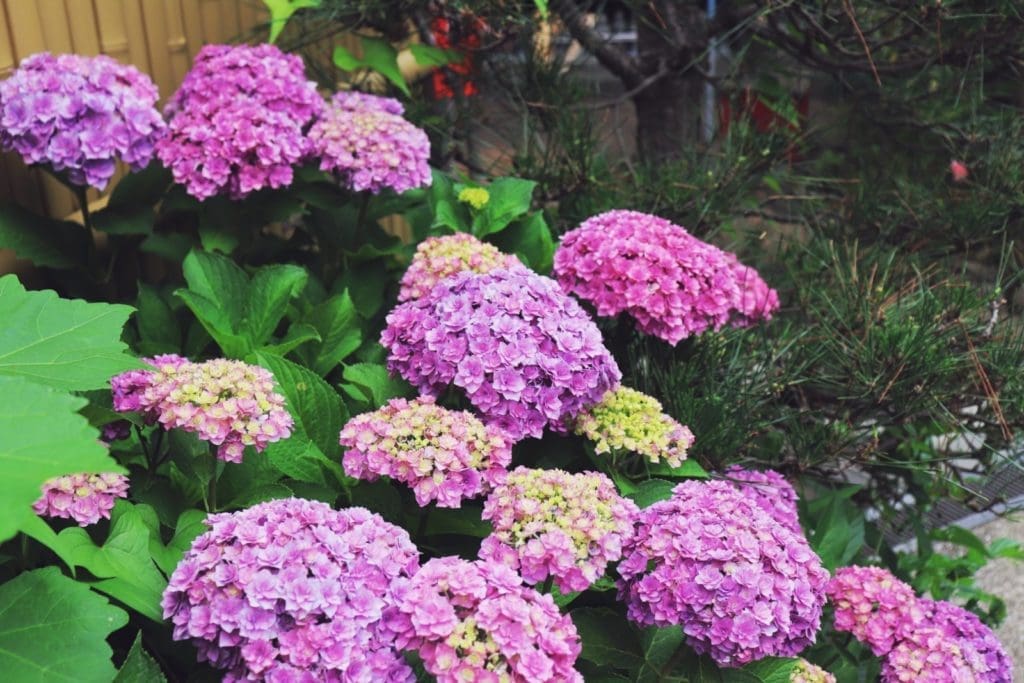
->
424, 506, 492, 538
263, 429, 330, 486
303, 291, 362, 375
244, 265, 308, 348
114, 632, 166, 683
637, 625, 686, 682
260, 322, 321, 358
45, 502, 168, 621
253, 352, 348, 461
92, 203, 153, 236
134, 284, 181, 355
409, 43, 461, 67
930, 525, 988, 556
263, 0, 321, 43
571, 608, 643, 670
0, 567, 128, 682
140, 232, 193, 262
359, 37, 410, 96
148, 509, 207, 576
473, 178, 537, 237
0, 274, 139, 390
0, 376, 122, 542
108, 162, 172, 209
533, 0, 549, 19
332, 44, 363, 71
739, 657, 801, 683
647, 458, 710, 479
0, 203, 89, 269
341, 362, 412, 409
626, 479, 676, 508
489, 212, 555, 273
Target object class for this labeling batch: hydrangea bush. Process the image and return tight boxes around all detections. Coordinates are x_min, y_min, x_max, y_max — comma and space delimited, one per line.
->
0, 36, 1017, 683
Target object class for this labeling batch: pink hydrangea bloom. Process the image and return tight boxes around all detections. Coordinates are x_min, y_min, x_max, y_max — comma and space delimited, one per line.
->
157, 44, 322, 200
398, 234, 523, 302
553, 210, 779, 345
390, 556, 583, 682
32, 472, 129, 526
573, 386, 693, 467
791, 658, 835, 683
479, 467, 638, 593
0, 52, 165, 189
162, 498, 420, 682
111, 355, 293, 463
309, 91, 432, 195
339, 396, 512, 508
617, 479, 829, 666
381, 268, 622, 440
724, 466, 803, 535
825, 566, 920, 656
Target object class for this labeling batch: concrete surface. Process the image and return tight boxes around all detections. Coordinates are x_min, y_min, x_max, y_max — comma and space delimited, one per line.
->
973, 514, 1024, 677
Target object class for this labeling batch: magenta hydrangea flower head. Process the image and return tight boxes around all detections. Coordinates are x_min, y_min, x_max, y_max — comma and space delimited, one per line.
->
398, 234, 523, 302
790, 659, 835, 683
573, 386, 694, 467
339, 396, 512, 508
724, 466, 802, 535
879, 599, 1012, 683
111, 355, 293, 463
390, 556, 583, 682
479, 466, 638, 593
0, 52, 165, 189
381, 267, 622, 441
32, 472, 129, 526
309, 91, 432, 195
617, 479, 829, 667
162, 498, 420, 682
825, 566, 920, 656
157, 43, 322, 200
553, 210, 780, 345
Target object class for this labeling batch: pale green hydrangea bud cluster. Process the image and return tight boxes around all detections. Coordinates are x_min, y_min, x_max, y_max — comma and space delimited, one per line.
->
791, 659, 835, 683
574, 386, 694, 467
397, 233, 523, 302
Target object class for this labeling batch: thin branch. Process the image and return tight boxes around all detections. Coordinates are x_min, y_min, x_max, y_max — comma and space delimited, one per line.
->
548, 0, 644, 87
841, 0, 882, 87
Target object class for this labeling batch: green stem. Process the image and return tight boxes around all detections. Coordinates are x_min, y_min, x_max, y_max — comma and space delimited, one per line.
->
355, 193, 371, 234
205, 450, 220, 513
659, 640, 690, 682
74, 187, 100, 279
541, 575, 554, 594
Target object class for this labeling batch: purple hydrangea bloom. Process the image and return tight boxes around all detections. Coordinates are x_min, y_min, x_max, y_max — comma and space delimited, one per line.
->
339, 396, 512, 508
381, 268, 622, 440
309, 91, 432, 195
157, 44, 322, 200
825, 566, 921, 656
398, 234, 523, 303
33, 472, 129, 526
724, 466, 803, 535
479, 466, 638, 593
553, 210, 780, 345
617, 478, 829, 667
111, 355, 292, 463
0, 52, 165, 189
390, 556, 583, 682
162, 498, 420, 682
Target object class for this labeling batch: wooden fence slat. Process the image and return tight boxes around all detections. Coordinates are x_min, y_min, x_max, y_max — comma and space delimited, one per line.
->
64, 0, 101, 55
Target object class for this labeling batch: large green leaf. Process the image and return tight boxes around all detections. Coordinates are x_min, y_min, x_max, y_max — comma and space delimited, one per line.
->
177, 250, 308, 358
0, 275, 139, 390
489, 212, 555, 273
341, 362, 412, 409
0, 376, 122, 542
571, 608, 643, 670
0, 567, 128, 682
41, 502, 168, 621
134, 284, 181, 355
0, 203, 89, 269
263, 0, 321, 43
114, 632, 167, 683
359, 37, 410, 96
472, 178, 537, 237
301, 290, 362, 376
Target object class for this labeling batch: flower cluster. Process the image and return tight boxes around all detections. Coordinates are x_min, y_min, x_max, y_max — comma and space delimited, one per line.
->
458, 187, 490, 209
162, 498, 420, 682
480, 467, 638, 592
157, 44, 322, 200
397, 233, 523, 302
32, 472, 129, 526
0, 52, 164, 189
381, 268, 622, 440
617, 479, 829, 666
791, 659, 835, 683
828, 567, 1012, 681
573, 386, 693, 467
309, 91, 431, 195
553, 210, 779, 345
724, 466, 803, 535
339, 396, 512, 508
111, 355, 292, 463
825, 566, 920, 656
391, 557, 583, 682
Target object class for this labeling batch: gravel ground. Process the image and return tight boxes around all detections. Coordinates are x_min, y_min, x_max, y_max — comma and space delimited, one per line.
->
972, 514, 1024, 677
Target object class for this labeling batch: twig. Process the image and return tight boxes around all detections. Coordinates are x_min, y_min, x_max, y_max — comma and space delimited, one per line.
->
983, 298, 1003, 338
961, 323, 1012, 441
841, 0, 882, 87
